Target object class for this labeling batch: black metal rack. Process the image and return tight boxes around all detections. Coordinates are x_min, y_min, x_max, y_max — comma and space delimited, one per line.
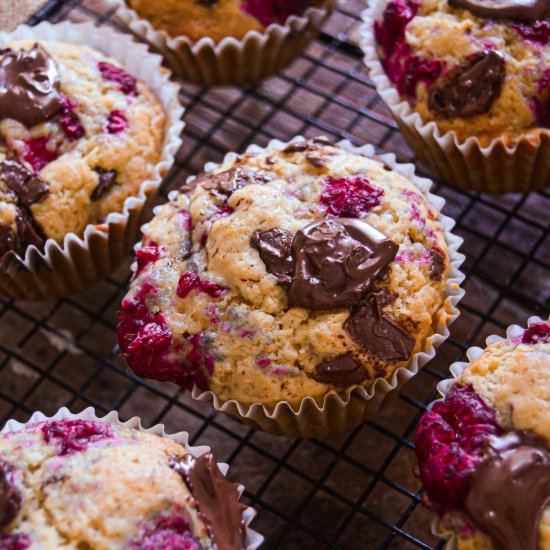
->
1, 1, 549, 548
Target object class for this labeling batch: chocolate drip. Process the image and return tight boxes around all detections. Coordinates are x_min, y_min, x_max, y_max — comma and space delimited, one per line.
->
449, 0, 550, 21
0, 460, 21, 528
169, 453, 246, 550
464, 431, 550, 550
313, 353, 369, 387
0, 43, 61, 126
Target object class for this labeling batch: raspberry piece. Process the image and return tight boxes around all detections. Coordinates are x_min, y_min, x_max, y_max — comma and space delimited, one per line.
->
0, 533, 31, 550
512, 20, 550, 45
98, 62, 138, 96
106, 110, 128, 134
415, 384, 501, 513
135, 243, 163, 275
242, 0, 313, 26
41, 420, 112, 455
129, 515, 201, 550
320, 176, 384, 218
58, 96, 85, 141
177, 272, 226, 299
521, 322, 550, 345
22, 137, 58, 173
374, 0, 419, 57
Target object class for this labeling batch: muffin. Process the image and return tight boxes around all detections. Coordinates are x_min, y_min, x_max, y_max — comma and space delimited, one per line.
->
0, 40, 164, 260
415, 318, 550, 550
108, 0, 332, 85
361, 0, 550, 192
0, 417, 250, 549
117, 138, 463, 435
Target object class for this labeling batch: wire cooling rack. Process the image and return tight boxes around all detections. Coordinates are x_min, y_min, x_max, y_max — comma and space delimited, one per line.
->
1, 1, 549, 548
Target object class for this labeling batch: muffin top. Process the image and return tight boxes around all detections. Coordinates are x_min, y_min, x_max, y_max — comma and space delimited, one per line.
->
415, 320, 550, 550
0, 418, 247, 550
0, 40, 164, 260
117, 139, 452, 408
127, 0, 326, 42
373, 0, 550, 144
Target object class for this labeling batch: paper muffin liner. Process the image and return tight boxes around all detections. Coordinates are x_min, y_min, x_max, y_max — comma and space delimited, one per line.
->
0, 21, 184, 300
359, 0, 550, 194
1, 406, 263, 550
133, 136, 465, 438
426, 315, 545, 549
107, 0, 332, 86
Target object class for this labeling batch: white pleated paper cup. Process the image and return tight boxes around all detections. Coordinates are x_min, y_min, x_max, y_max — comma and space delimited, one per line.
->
359, 0, 550, 194
1, 406, 263, 550
132, 136, 465, 438
107, 0, 332, 86
425, 315, 545, 549
0, 21, 184, 300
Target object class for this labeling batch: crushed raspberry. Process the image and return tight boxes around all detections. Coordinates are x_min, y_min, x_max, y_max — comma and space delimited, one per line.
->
257, 356, 272, 368
320, 176, 384, 218
521, 322, 550, 345
22, 137, 58, 173
135, 243, 163, 276
183, 333, 215, 390
415, 384, 501, 513
41, 420, 112, 455
374, 0, 419, 58
512, 20, 550, 45
242, 0, 313, 26
209, 204, 235, 223
98, 62, 138, 96
106, 110, 128, 134
179, 210, 193, 231
177, 272, 226, 299
0, 533, 31, 550
129, 515, 201, 550
58, 96, 85, 141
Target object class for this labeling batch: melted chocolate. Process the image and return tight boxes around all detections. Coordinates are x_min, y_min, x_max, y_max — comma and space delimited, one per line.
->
0, 460, 21, 528
289, 218, 398, 310
449, 0, 550, 21
169, 453, 246, 550
429, 51, 505, 118
0, 160, 49, 206
251, 228, 294, 284
313, 353, 369, 387
344, 296, 415, 361
201, 167, 270, 198
91, 168, 118, 201
465, 431, 550, 550
0, 43, 61, 127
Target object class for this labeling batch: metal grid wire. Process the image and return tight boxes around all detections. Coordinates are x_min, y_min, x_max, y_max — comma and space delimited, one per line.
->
1, 0, 549, 548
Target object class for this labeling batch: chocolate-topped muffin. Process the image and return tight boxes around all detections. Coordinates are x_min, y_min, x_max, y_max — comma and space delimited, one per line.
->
415, 319, 550, 550
0, 417, 250, 549
0, 40, 164, 260
117, 139, 456, 413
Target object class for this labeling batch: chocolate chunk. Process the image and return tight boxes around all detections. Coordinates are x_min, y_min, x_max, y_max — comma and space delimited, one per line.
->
311, 137, 335, 147
0, 43, 62, 126
428, 248, 446, 281
283, 141, 308, 153
372, 287, 398, 308
0, 160, 49, 206
251, 228, 294, 284
201, 167, 270, 198
0, 460, 22, 528
449, 0, 550, 21
306, 151, 330, 168
289, 218, 398, 310
465, 431, 550, 550
0, 224, 15, 258
344, 296, 415, 361
91, 168, 118, 201
15, 207, 45, 251
429, 51, 505, 119
313, 353, 369, 387
169, 453, 246, 550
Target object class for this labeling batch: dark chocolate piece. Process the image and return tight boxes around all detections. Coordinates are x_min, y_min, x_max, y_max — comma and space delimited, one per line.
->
465, 431, 550, 550
91, 168, 118, 201
428, 248, 446, 281
0, 43, 61, 126
201, 167, 270, 198
169, 453, 246, 550
0, 160, 49, 206
306, 151, 330, 168
429, 51, 505, 118
0, 460, 21, 528
15, 207, 45, 251
289, 218, 398, 310
283, 141, 308, 153
313, 353, 369, 387
344, 296, 415, 361
0, 224, 15, 258
449, 0, 550, 21
251, 228, 294, 285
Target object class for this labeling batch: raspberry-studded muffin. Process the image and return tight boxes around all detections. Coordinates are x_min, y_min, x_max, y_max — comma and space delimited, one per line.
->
126, 0, 326, 42
0, 418, 249, 549
415, 319, 550, 550
373, 0, 550, 145
0, 40, 164, 260
117, 139, 455, 412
